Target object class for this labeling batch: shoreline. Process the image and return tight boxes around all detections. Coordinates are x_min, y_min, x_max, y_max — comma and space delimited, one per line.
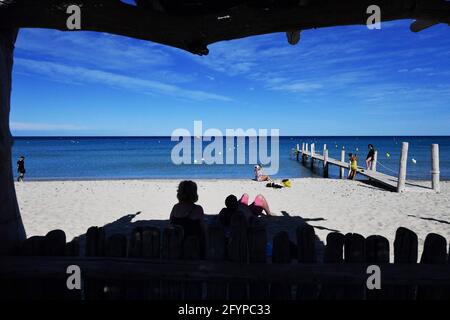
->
15, 177, 446, 182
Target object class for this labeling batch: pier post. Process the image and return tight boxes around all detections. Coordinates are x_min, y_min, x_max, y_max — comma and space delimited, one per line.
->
372, 151, 378, 171
323, 149, 329, 178
302, 143, 308, 166
296, 144, 300, 161
323, 144, 327, 154
340, 149, 345, 179
310, 144, 315, 170
397, 142, 409, 193
431, 144, 440, 193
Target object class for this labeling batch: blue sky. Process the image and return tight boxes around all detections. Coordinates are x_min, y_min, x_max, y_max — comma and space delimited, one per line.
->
10, 19, 450, 136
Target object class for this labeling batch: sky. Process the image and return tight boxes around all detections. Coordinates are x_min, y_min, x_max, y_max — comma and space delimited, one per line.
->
9, 16, 450, 136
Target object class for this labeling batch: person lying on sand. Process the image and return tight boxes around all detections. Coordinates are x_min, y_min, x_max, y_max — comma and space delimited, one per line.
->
239, 193, 272, 217
218, 193, 272, 230
218, 195, 254, 229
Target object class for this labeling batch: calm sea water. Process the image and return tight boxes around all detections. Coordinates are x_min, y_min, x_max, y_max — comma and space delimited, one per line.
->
11, 136, 450, 181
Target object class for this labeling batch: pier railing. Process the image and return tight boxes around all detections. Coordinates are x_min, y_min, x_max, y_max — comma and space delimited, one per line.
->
1, 220, 449, 300
295, 142, 440, 193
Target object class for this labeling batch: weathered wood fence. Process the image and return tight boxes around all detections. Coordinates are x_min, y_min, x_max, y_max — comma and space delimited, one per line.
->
1, 219, 449, 300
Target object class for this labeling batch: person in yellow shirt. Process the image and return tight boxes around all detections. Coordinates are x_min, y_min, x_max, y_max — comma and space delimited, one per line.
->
348, 153, 358, 180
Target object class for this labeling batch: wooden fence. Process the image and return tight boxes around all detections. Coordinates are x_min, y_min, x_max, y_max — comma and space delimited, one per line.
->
1, 217, 450, 300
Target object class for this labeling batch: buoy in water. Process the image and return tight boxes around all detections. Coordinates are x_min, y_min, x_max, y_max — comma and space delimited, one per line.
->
412, 158, 417, 164
386, 153, 391, 158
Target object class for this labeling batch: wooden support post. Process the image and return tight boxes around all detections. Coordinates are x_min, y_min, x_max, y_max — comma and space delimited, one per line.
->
397, 142, 409, 193
303, 143, 308, 166
340, 149, 345, 179
323, 144, 327, 154
296, 144, 300, 161
310, 143, 315, 170
431, 144, 440, 193
0, 29, 26, 254
323, 148, 329, 178
372, 150, 378, 171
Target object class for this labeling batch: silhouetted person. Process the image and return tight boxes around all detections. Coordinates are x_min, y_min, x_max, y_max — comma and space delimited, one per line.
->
17, 156, 26, 182
218, 195, 253, 229
170, 180, 206, 257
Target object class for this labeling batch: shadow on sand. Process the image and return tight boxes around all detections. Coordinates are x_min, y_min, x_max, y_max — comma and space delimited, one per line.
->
75, 210, 328, 260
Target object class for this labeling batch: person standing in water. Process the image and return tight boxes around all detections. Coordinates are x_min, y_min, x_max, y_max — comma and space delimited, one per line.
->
366, 144, 375, 170
17, 156, 26, 182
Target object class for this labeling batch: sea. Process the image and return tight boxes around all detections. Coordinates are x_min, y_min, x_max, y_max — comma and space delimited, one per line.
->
11, 136, 450, 181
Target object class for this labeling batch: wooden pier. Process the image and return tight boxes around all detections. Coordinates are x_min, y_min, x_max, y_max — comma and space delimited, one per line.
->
295, 142, 440, 193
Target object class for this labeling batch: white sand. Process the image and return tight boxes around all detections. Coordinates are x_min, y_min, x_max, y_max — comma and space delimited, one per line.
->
15, 178, 450, 259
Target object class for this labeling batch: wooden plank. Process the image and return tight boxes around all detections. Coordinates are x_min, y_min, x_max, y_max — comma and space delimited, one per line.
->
84, 226, 107, 300
142, 227, 161, 260
43, 230, 68, 299
183, 236, 203, 299
161, 225, 184, 299
141, 226, 161, 299
3, 257, 450, 286
105, 234, 127, 299
270, 231, 292, 300
392, 227, 418, 299
343, 233, 366, 299
296, 225, 319, 299
365, 235, 390, 300
206, 225, 227, 300
303, 150, 399, 190
417, 233, 448, 300
321, 232, 345, 299
248, 225, 269, 300
17, 236, 46, 299
228, 213, 249, 300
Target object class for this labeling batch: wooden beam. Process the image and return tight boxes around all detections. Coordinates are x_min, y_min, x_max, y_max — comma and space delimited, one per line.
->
0, 0, 434, 55
2, 256, 450, 285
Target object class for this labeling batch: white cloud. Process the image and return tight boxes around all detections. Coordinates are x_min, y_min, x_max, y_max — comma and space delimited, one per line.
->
15, 58, 232, 102
11, 122, 88, 131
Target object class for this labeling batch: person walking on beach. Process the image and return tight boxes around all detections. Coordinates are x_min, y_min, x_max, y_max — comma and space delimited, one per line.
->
348, 153, 358, 180
366, 144, 376, 170
17, 156, 26, 182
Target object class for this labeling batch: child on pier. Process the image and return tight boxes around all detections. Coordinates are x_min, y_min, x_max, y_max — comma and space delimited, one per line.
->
348, 153, 358, 180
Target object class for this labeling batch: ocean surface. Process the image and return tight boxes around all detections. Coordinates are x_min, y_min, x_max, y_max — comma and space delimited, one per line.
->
11, 136, 450, 181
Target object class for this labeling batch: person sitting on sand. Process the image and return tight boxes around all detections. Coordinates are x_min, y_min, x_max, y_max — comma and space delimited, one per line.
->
239, 193, 272, 217
254, 164, 271, 182
366, 144, 375, 170
170, 180, 206, 255
348, 153, 358, 180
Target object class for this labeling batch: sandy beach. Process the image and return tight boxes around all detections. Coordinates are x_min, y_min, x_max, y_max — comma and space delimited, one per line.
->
15, 178, 450, 259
